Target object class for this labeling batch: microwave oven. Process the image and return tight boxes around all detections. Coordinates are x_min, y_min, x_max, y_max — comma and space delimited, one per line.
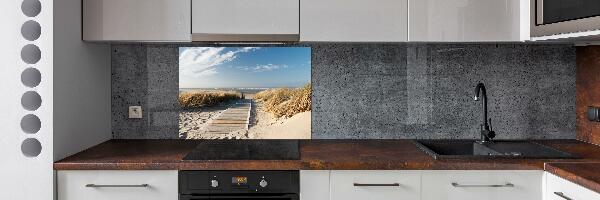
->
532, 0, 600, 37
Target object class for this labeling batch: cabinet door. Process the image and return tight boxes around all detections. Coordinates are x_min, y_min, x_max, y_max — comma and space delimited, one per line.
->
300, 0, 408, 42
421, 170, 543, 200
409, 0, 529, 42
192, 0, 299, 41
57, 170, 178, 200
545, 172, 600, 200
300, 171, 330, 200
82, 0, 191, 41
330, 170, 420, 200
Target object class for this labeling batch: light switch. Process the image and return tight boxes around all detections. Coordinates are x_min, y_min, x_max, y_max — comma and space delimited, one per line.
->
129, 106, 143, 119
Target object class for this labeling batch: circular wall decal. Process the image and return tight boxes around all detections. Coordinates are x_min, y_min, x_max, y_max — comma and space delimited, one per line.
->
21, 20, 41, 41
21, 44, 41, 64
21, 138, 42, 157
21, 91, 42, 111
21, 0, 41, 17
20, 114, 41, 134
21, 68, 41, 88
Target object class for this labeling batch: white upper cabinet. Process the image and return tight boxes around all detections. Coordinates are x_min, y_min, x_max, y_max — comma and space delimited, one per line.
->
82, 0, 191, 42
191, 0, 300, 42
409, 0, 530, 42
300, 0, 408, 42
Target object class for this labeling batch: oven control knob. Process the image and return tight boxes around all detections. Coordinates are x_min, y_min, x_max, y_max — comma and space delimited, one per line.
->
211, 180, 219, 188
259, 179, 268, 188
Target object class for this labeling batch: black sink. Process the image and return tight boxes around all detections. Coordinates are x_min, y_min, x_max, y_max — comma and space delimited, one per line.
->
413, 140, 577, 160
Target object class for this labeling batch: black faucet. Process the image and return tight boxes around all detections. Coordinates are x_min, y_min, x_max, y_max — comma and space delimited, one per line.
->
474, 83, 495, 143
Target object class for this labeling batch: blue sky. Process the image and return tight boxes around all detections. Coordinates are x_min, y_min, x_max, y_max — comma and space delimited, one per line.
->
179, 47, 311, 89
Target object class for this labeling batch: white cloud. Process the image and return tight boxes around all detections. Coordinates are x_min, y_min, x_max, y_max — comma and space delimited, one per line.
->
196, 68, 218, 76
236, 66, 251, 71
179, 47, 261, 78
253, 64, 286, 72
240, 47, 261, 52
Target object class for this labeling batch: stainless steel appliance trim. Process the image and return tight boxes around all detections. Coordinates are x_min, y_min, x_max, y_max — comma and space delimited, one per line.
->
191, 33, 299, 42
536, 0, 544, 25
85, 184, 149, 188
531, 0, 600, 37
451, 182, 514, 188
553, 192, 574, 200
353, 183, 401, 187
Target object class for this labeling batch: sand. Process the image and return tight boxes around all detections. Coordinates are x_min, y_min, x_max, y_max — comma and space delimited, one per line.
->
179, 97, 311, 139
179, 107, 227, 139
250, 111, 311, 139
226, 102, 311, 139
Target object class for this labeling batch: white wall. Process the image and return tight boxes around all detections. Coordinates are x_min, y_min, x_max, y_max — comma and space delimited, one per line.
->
53, 0, 112, 161
0, 0, 54, 199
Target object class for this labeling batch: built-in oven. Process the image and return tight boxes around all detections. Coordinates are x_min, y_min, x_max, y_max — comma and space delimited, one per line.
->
532, 0, 600, 37
179, 171, 299, 200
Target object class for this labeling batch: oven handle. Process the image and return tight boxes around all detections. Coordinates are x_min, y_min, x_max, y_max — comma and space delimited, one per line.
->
353, 183, 400, 187
180, 194, 299, 200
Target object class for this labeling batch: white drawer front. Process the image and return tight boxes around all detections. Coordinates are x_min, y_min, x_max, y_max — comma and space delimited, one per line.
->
422, 170, 543, 200
330, 170, 421, 200
57, 170, 178, 200
545, 172, 600, 200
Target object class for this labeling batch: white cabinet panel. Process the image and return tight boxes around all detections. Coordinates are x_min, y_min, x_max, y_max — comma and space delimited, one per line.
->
545, 172, 600, 200
300, 0, 408, 42
192, 0, 299, 41
421, 170, 543, 200
83, 0, 191, 41
301, 170, 330, 200
330, 170, 420, 200
57, 170, 178, 200
409, 0, 529, 42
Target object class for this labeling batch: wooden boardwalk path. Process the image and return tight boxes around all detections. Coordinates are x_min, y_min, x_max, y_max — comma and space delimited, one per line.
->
205, 100, 251, 134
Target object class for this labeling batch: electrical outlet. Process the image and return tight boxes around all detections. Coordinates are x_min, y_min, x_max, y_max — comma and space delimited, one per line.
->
129, 106, 143, 119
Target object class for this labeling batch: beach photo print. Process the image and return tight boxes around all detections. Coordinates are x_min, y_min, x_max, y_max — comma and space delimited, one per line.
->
178, 47, 311, 139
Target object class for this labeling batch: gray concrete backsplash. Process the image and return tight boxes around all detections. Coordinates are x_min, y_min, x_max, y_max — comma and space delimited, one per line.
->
111, 43, 576, 139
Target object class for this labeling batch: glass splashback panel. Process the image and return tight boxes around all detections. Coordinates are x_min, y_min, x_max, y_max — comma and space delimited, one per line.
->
178, 47, 311, 139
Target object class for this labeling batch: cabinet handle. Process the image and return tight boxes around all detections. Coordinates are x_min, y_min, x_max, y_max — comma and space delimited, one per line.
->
85, 184, 149, 188
353, 183, 400, 187
553, 192, 573, 200
451, 182, 514, 188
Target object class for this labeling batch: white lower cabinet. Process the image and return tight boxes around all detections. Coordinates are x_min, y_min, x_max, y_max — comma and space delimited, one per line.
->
301, 170, 331, 200
545, 172, 600, 200
421, 170, 543, 200
330, 170, 421, 200
57, 170, 600, 200
57, 170, 178, 200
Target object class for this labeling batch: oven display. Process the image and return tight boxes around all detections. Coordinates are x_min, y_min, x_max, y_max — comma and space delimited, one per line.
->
232, 176, 248, 185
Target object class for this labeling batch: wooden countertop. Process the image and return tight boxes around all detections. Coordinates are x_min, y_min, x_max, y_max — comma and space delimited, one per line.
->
545, 162, 600, 194
54, 139, 600, 194
54, 139, 600, 171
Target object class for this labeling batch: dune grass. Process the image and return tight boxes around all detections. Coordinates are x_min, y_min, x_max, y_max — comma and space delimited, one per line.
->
254, 83, 311, 118
179, 90, 241, 109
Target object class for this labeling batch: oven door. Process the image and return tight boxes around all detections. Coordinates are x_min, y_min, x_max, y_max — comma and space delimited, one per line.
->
180, 194, 299, 200
532, 0, 600, 37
